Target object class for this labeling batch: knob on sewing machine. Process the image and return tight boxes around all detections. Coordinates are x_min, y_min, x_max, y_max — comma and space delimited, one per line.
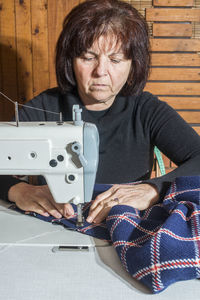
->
0, 104, 99, 226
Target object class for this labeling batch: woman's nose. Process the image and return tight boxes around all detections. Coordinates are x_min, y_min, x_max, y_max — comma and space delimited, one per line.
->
93, 59, 108, 77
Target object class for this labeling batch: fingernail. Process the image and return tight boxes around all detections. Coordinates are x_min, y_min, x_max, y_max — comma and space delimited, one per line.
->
56, 212, 62, 219
66, 215, 73, 219
86, 216, 92, 223
67, 206, 74, 215
44, 212, 50, 217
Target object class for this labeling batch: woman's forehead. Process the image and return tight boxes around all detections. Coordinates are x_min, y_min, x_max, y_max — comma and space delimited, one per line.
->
87, 34, 123, 55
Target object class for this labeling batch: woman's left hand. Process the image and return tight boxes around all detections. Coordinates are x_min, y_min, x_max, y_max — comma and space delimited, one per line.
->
86, 183, 159, 223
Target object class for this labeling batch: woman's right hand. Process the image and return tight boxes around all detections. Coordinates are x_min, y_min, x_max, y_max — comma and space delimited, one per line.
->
8, 182, 74, 219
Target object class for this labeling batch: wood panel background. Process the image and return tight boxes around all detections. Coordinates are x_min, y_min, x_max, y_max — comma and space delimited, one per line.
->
143, 0, 200, 173
0, 0, 200, 174
1, 0, 200, 120
0, 0, 85, 120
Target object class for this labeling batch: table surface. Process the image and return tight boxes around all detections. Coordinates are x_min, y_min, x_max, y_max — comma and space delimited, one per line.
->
0, 200, 199, 300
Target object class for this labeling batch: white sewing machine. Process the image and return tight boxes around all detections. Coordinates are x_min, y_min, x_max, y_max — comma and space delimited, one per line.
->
0, 104, 99, 225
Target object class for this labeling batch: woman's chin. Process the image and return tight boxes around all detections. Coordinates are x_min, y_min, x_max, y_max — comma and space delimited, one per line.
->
88, 91, 115, 104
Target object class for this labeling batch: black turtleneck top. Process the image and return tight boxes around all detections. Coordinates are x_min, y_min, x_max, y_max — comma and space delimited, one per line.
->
1, 87, 200, 200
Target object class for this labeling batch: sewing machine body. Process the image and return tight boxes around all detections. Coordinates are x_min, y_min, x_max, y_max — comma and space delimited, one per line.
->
0, 107, 99, 205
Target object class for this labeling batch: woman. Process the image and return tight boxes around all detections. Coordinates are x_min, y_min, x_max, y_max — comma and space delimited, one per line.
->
2, 0, 200, 224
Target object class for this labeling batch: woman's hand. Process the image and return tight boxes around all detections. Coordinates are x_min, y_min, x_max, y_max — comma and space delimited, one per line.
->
86, 183, 159, 223
8, 182, 74, 218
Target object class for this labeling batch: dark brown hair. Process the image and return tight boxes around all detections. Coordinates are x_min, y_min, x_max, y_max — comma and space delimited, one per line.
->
56, 0, 150, 96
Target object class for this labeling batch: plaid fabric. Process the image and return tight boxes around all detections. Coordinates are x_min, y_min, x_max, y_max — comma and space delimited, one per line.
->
11, 176, 200, 293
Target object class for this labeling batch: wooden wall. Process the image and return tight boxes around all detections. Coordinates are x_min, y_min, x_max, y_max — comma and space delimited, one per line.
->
0, 0, 85, 120
143, 0, 200, 173
145, 0, 200, 135
0, 0, 200, 136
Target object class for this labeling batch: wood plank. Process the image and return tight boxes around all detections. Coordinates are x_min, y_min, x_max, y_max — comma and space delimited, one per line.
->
178, 111, 200, 123
159, 97, 200, 109
15, 0, 33, 103
31, 0, 49, 97
149, 68, 200, 81
152, 23, 192, 37
193, 126, 200, 135
0, 0, 18, 121
67, 0, 80, 11
145, 82, 200, 95
48, 0, 68, 88
146, 9, 200, 22
150, 38, 200, 52
153, 0, 194, 6
48, 0, 80, 88
151, 53, 200, 67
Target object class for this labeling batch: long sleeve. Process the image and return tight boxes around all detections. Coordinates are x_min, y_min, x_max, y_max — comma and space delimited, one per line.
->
141, 95, 200, 197
0, 176, 27, 201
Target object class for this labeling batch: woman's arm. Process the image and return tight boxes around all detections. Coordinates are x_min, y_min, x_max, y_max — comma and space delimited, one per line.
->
143, 97, 200, 197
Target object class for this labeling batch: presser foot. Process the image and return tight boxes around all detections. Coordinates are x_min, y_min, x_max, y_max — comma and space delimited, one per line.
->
76, 203, 85, 227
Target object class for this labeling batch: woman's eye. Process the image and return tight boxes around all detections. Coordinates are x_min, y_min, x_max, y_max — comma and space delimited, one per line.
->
110, 59, 121, 64
83, 57, 94, 61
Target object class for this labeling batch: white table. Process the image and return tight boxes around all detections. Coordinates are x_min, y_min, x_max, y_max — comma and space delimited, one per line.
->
0, 200, 199, 300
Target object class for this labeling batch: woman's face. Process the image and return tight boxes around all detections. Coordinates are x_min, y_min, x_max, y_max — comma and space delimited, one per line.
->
73, 35, 132, 110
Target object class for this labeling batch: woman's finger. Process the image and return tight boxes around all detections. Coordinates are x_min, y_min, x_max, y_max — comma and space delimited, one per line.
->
92, 199, 119, 223
24, 202, 55, 218
87, 197, 118, 223
90, 185, 119, 210
63, 203, 75, 217
34, 197, 63, 218
87, 200, 106, 222
90, 190, 113, 210
38, 186, 74, 218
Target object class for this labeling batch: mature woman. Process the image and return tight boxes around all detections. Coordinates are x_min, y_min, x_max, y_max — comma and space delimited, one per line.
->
1, 0, 200, 224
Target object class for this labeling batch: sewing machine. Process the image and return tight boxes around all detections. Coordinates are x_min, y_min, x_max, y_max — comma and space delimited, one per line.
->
0, 105, 99, 225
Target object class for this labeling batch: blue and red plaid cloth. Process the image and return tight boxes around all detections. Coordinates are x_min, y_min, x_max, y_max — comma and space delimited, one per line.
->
12, 176, 200, 293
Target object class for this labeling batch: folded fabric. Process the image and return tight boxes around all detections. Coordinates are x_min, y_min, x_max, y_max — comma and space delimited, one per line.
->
10, 176, 200, 293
